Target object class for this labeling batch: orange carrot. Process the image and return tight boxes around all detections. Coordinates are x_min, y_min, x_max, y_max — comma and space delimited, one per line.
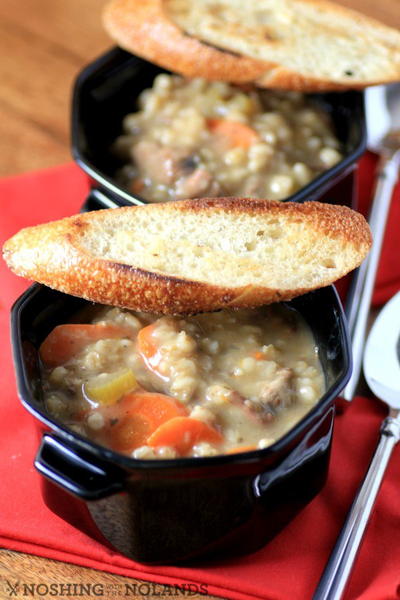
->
105, 413, 154, 452
131, 178, 145, 195
252, 351, 265, 360
120, 392, 188, 429
136, 324, 161, 368
39, 323, 130, 367
147, 417, 223, 455
228, 445, 257, 454
75, 409, 90, 422
207, 118, 259, 148
93, 391, 187, 453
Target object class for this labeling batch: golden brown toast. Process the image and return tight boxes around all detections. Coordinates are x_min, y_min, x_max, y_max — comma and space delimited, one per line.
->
103, 0, 400, 91
3, 198, 371, 314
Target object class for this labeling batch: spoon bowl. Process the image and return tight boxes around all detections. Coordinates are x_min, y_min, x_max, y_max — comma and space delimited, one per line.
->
314, 291, 400, 600
364, 291, 400, 409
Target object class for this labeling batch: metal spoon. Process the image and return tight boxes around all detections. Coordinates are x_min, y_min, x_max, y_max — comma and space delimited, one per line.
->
313, 291, 400, 600
343, 84, 400, 401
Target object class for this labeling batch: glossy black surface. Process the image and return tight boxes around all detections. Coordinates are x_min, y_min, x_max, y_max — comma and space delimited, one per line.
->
72, 47, 366, 209
11, 284, 351, 563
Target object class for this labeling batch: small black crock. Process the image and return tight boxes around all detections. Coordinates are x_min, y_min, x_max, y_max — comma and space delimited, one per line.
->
11, 284, 351, 564
71, 47, 366, 211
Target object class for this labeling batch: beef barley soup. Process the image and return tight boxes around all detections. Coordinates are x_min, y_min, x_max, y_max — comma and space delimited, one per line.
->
41, 304, 324, 459
114, 75, 342, 202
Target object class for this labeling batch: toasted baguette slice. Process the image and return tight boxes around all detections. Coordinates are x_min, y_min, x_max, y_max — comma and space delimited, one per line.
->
165, 0, 400, 90
102, 0, 269, 83
103, 0, 400, 91
3, 198, 371, 315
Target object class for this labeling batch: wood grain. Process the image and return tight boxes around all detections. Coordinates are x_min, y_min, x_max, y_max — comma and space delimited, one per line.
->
0, 0, 399, 177
0, 0, 399, 595
0, 0, 110, 177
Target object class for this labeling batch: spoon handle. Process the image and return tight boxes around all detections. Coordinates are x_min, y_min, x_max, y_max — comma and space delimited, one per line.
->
343, 150, 400, 402
313, 415, 400, 600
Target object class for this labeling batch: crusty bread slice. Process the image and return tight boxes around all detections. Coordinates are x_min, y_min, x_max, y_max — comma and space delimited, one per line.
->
102, 0, 270, 83
103, 0, 400, 91
165, 0, 400, 90
3, 198, 371, 315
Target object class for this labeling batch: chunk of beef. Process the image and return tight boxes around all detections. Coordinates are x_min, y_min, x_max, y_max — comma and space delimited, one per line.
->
132, 142, 221, 199
260, 368, 294, 410
244, 368, 295, 423
175, 167, 221, 199
131, 141, 184, 185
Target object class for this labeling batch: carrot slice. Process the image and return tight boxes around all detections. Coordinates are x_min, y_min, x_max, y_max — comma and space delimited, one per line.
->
228, 445, 257, 454
93, 391, 187, 454
39, 323, 131, 367
207, 118, 259, 148
105, 413, 154, 452
131, 178, 145, 194
120, 392, 188, 429
75, 409, 90, 422
137, 324, 161, 368
252, 351, 265, 360
147, 417, 223, 455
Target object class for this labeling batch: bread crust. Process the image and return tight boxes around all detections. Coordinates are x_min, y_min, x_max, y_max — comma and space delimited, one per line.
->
103, 0, 400, 91
3, 198, 371, 315
102, 0, 270, 83
165, 0, 400, 90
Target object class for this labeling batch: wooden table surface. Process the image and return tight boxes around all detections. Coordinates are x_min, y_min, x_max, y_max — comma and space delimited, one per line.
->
1, 0, 399, 597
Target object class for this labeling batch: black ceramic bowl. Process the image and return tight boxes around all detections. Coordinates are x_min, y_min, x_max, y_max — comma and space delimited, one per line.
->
72, 47, 366, 210
11, 284, 350, 564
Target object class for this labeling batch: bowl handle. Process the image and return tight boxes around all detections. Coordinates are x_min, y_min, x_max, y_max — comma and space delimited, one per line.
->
35, 433, 126, 500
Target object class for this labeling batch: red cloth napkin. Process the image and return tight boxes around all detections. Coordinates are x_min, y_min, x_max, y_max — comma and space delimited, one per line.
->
1, 159, 400, 600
